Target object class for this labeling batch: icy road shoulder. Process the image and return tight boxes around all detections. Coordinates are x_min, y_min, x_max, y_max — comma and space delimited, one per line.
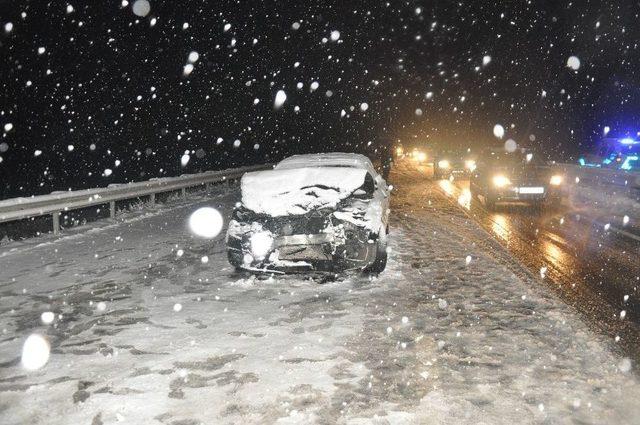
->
0, 169, 639, 424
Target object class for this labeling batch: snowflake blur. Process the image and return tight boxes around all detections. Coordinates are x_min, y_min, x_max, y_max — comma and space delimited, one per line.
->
21, 334, 50, 370
188, 207, 224, 239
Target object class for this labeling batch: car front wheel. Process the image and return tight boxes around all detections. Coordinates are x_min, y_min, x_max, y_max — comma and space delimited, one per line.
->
366, 232, 388, 274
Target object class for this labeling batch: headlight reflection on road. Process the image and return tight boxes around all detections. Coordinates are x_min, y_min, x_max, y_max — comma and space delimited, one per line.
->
438, 180, 456, 197
542, 238, 567, 272
458, 188, 471, 210
438, 180, 471, 210
490, 214, 510, 241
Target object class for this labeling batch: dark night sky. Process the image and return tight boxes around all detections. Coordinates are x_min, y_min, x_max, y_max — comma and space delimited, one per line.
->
1, 0, 640, 199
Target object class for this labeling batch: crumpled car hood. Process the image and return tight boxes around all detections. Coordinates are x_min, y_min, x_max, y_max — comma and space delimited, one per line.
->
241, 167, 368, 217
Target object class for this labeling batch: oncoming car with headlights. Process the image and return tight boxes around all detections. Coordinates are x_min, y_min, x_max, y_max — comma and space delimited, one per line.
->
470, 149, 564, 210
432, 147, 476, 179
226, 153, 390, 274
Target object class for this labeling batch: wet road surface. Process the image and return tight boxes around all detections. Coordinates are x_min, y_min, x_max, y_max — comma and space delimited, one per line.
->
413, 161, 640, 363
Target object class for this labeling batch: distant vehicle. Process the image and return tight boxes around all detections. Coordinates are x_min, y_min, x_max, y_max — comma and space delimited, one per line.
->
409, 148, 428, 164
432, 147, 476, 179
226, 153, 390, 274
578, 137, 640, 171
470, 149, 564, 210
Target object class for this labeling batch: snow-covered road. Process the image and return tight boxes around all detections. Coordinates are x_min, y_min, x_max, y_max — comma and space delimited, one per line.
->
1, 167, 639, 424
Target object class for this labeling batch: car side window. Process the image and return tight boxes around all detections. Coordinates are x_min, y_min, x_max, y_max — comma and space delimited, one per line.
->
355, 172, 376, 198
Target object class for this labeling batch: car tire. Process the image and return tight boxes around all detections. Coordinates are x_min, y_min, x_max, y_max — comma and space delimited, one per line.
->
227, 247, 244, 270
367, 232, 388, 274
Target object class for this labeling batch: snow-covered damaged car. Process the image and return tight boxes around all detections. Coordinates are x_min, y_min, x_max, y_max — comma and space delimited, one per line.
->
226, 153, 390, 274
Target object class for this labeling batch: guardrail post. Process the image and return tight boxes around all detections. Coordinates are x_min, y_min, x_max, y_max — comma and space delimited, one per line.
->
52, 211, 60, 236
181, 188, 187, 199
109, 201, 116, 219
149, 193, 155, 205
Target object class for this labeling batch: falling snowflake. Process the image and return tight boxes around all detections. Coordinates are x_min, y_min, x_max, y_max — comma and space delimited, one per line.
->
619, 358, 632, 373
132, 0, 150, 17
504, 139, 517, 152
493, 124, 505, 139
21, 334, 50, 370
187, 51, 199, 63
540, 266, 547, 278
188, 207, 224, 238
567, 55, 580, 71
274, 90, 287, 109
40, 311, 55, 324
181, 153, 190, 166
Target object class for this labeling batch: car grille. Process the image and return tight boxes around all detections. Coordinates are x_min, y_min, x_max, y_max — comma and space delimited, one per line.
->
262, 211, 331, 236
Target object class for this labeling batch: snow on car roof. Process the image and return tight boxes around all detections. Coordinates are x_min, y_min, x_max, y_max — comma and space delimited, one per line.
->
274, 152, 374, 172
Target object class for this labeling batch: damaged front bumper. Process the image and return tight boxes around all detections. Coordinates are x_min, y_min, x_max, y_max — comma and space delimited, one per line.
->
226, 212, 378, 273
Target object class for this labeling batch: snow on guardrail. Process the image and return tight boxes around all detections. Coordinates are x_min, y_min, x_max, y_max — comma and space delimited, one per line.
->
0, 164, 272, 235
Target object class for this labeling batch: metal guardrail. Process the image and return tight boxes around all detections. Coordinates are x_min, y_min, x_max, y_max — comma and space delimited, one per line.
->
558, 163, 640, 190
0, 164, 271, 235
